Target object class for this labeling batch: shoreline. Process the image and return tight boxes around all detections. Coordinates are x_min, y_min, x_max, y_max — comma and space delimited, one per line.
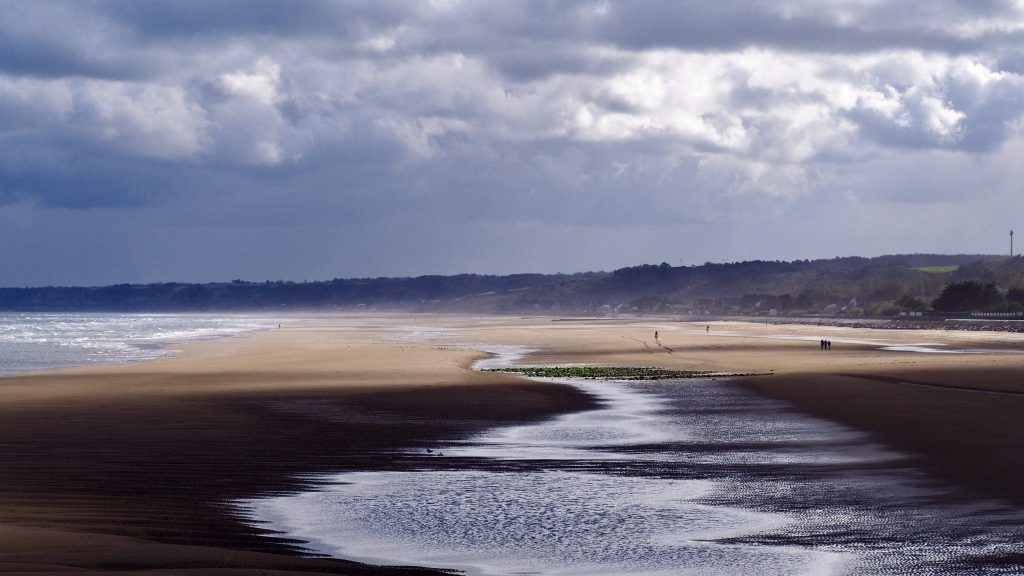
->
0, 311, 285, 378
1, 313, 1023, 573
0, 318, 599, 575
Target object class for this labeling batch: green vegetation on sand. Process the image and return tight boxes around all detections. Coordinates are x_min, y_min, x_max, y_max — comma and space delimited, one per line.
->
483, 366, 762, 380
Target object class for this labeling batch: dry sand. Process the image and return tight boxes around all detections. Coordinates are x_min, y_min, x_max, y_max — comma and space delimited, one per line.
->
1, 314, 1022, 574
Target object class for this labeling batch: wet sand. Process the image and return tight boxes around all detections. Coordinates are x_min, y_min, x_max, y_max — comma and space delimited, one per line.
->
461, 318, 1024, 506
742, 372, 1024, 507
1, 314, 1023, 573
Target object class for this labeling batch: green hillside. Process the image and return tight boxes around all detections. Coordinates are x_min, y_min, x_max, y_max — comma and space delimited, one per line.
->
2, 253, 1022, 315
444, 254, 1021, 315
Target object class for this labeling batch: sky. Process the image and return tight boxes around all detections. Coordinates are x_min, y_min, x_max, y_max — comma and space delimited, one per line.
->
2, 0, 1024, 285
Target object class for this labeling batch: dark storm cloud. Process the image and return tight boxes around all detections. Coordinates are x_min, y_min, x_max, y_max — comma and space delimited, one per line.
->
2, 1, 1017, 80
1, 0, 1024, 284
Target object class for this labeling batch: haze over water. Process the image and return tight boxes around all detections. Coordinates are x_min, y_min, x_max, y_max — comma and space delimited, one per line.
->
245, 345, 1024, 576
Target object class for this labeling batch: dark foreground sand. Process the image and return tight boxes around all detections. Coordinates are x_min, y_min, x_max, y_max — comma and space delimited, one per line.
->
743, 369, 1024, 507
1, 314, 1022, 574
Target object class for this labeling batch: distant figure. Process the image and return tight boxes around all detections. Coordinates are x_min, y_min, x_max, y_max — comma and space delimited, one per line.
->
828, 340, 832, 351
655, 331, 659, 340
706, 325, 710, 333
820, 339, 825, 350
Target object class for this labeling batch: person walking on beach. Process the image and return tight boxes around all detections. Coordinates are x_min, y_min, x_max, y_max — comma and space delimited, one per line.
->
654, 331, 659, 341
827, 340, 832, 351
706, 325, 710, 333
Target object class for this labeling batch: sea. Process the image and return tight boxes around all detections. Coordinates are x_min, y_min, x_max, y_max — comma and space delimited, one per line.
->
242, 343, 1024, 576
0, 312, 281, 375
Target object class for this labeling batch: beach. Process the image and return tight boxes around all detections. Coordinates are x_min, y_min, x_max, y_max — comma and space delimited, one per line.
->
1, 314, 1023, 574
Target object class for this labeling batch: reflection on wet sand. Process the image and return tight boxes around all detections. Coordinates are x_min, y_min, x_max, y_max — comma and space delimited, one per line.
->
244, 346, 1024, 575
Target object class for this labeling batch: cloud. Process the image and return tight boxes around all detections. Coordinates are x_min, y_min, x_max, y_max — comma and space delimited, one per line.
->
74, 81, 210, 160
1, 1, 1024, 283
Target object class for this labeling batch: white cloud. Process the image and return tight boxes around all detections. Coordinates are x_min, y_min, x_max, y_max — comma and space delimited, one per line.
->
4, 3, 1024, 187
220, 58, 281, 106
74, 81, 210, 161
0, 76, 74, 128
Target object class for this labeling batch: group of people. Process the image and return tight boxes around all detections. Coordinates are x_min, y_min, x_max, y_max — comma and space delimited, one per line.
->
819, 339, 833, 350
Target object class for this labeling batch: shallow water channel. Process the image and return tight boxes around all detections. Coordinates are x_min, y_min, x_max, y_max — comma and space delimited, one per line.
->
243, 346, 1024, 575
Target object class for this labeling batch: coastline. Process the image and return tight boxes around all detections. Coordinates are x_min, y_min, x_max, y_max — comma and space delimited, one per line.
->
1, 313, 1023, 573
0, 316, 598, 575
0, 311, 284, 377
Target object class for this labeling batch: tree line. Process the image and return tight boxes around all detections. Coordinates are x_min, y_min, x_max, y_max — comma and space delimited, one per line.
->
929, 281, 1024, 313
